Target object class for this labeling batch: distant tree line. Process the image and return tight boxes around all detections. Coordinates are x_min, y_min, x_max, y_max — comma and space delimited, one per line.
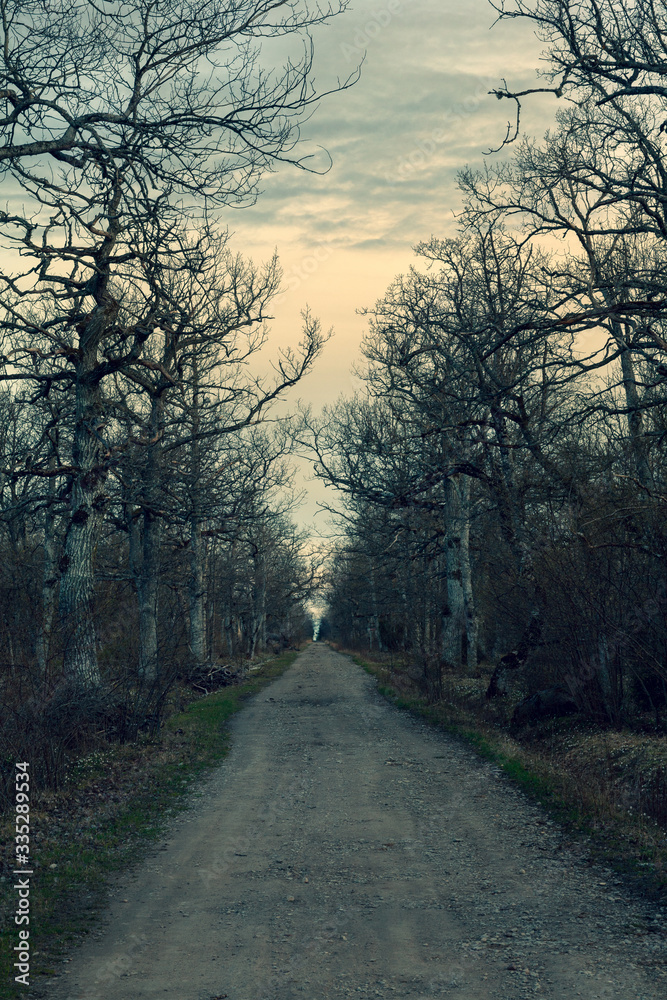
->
308, 0, 667, 727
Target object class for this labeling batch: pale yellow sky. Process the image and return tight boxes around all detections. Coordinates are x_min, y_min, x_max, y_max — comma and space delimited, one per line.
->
221, 0, 554, 531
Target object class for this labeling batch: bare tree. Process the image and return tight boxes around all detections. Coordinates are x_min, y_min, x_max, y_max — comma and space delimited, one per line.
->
107, 227, 324, 680
0, 0, 356, 185
488, 1, 667, 234
489, 0, 667, 110
0, 0, 355, 687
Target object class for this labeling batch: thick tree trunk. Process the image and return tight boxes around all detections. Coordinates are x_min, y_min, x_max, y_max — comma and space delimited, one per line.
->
223, 614, 234, 657
617, 331, 651, 488
36, 477, 59, 676
441, 476, 465, 669
597, 633, 619, 724
207, 537, 217, 661
136, 399, 164, 684
250, 546, 267, 659
489, 405, 526, 573
137, 510, 161, 683
186, 370, 207, 669
57, 226, 121, 689
58, 376, 106, 688
400, 521, 417, 652
459, 475, 478, 668
223, 536, 239, 657
367, 558, 383, 653
189, 515, 207, 667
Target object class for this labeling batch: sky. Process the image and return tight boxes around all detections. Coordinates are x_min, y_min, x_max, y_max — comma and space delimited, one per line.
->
221, 0, 555, 534
0, 0, 555, 539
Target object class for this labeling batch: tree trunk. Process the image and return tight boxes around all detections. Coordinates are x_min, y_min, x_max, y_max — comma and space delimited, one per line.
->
459, 475, 478, 668
367, 558, 383, 653
489, 404, 526, 573
36, 476, 59, 677
400, 518, 416, 652
441, 476, 465, 669
250, 545, 266, 659
137, 509, 161, 683
617, 329, 652, 488
57, 227, 121, 690
58, 376, 106, 688
137, 398, 164, 684
189, 515, 207, 667
207, 536, 217, 661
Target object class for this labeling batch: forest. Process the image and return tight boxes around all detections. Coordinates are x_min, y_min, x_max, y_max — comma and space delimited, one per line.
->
1, 0, 667, 815
316, 0, 667, 741
0, 0, 353, 804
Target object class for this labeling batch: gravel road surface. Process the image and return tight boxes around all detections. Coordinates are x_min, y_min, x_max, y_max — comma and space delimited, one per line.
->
45, 643, 667, 999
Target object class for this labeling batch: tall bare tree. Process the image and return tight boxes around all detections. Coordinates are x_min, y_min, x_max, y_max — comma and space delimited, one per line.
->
0, 0, 355, 687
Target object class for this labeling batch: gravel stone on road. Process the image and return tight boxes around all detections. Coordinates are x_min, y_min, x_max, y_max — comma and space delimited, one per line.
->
45, 643, 667, 999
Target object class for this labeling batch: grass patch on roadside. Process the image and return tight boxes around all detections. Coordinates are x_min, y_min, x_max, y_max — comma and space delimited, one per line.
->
0, 649, 299, 1000
350, 650, 667, 901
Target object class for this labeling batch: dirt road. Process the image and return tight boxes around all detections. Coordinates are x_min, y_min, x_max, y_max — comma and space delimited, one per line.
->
46, 643, 666, 999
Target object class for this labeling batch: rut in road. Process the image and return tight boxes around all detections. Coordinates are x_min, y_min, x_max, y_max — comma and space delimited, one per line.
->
46, 643, 666, 1000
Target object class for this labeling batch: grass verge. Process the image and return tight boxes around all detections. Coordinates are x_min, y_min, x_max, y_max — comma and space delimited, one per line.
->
0, 649, 299, 1000
348, 650, 667, 903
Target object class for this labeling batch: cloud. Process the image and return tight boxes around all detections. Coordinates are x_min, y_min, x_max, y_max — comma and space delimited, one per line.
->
226, 0, 553, 258
221, 0, 560, 528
